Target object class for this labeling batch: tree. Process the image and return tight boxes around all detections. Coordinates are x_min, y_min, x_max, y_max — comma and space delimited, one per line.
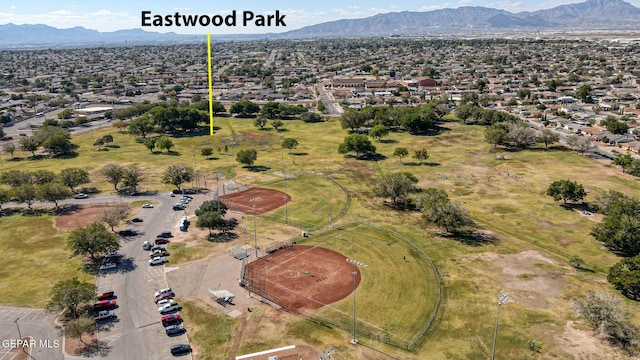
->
253, 117, 268, 130
413, 148, 429, 165
317, 102, 326, 114
0, 188, 10, 210
393, 147, 409, 163
0, 170, 33, 187
122, 165, 143, 192
196, 211, 227, 236
47, 278, 95, 319
161, 165, 194, 191
338, 134, 376, 157
423, 201, 473, 233
229, 100, 259, 117
416, 188, 450, 212
101, 134, 114, 146
609, 256, 640, 300
374, 172, 418, 205
236, 148, 258, 167
569, 255, 585, 269
260, 101, 281, 119
195, 200, 228, 217
271, 119, 284, 131
143, 137, 156, 152
37, 182, 73, 209
98, 203, 130, 231
507, 122, 538, 148
128, 115, 155, 138
201, 147, 213, 156
301, 112, 324, 123
340, 109, 367, 131
57, 108, 74, 119
606, 120, 630, 135
4, 142, 16, 158
33, 169, 56, 185
13, 184, 37, 209
566, 135, 592, 155
100, 163, 125, 190
368, 124, 389, 142
19, 136, 40, 156
575, 84, 593, 103
539, 129, 560, 149
155, 136, 174, 153
66, 316, 96, 345
211, 101, 226, 115
66, 222, 120, 260
592, 195, 640, 256
613, 154, 634, 173
93, 138, 104, 150
59, 168, 90, 192
485, 123, 509, 153
281, 138, 299, 154
546, 179, 586, 204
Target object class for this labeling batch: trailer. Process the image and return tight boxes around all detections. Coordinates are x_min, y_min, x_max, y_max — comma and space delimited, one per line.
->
208, 289, 235, 307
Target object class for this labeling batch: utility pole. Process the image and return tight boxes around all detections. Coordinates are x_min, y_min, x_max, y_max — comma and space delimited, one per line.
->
281, 138, 288, 226
253, 204, 258, 258
491, 291, 509, 360
346, 259, 367, 345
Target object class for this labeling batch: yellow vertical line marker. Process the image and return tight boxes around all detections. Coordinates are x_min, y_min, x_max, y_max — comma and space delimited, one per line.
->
207, 33, 214, 135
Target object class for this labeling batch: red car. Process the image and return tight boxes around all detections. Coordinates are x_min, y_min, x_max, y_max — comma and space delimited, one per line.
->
161, 314, 182, 326
154, 238, 170, 245
93, 300, 117, 310
154, 291, 175, 303
96, 291, 115, 300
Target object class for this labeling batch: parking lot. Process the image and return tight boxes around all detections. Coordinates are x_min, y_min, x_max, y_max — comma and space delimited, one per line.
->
0, 306, 63, 360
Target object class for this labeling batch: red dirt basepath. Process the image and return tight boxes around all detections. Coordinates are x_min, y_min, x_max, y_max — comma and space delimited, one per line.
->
219, 187, 290, 215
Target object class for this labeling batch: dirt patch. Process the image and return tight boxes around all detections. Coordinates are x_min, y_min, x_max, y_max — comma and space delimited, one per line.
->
244, 245, 355, 316
472, 250, 569, 309
55, 206, 111, 230
65, 331, 99, 355
557, 321, 627, 360
220, 187, 290, 215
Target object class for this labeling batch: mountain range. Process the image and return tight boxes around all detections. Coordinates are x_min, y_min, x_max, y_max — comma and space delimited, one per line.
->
0, 0, 639, 48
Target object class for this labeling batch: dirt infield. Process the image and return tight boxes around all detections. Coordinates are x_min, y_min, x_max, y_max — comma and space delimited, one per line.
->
244, 245, 358, 316
219, 187, 290, 215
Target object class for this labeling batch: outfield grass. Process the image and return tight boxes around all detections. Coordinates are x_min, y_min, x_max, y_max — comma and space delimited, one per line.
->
0, 215, 92, 307
179, 299, 239, 360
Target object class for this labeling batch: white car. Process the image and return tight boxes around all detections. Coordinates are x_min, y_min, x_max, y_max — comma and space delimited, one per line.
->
168, 192, 175, 197
149, 256, 167, 266
74, 193, 88, 199
93, 310, 116, 320
156, 299, 176, 308
142, 203, 154, 208
155, 288, 172, 297
99, 262, 117, 271
159, 302, 181, 314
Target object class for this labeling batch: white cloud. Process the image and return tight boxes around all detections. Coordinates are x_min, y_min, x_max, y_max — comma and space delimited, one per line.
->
0, 8, 138, 31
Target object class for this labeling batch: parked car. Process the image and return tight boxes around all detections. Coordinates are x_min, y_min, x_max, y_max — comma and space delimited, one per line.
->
149, 249, 169, 257
172, 204, 186, 211
93, 300, 117, 310
184, 189, 196, 194
154, 238, 170, 245
157, 299, 176, 308
142, 203, 154, 208
99, 262, 117, 271
96, 291, 115, 300
170, 344, 191, 355
157, 231, 173, 238
167, 192, 175, 197
155, 291, 175, 303
161, 314, 182, 326
74, 193, 88, 199
179, 198, 190, 204
158, 302, 181, 314
182, 195, 193, 200
142, 241, 151, 251
118, 229, 137, 237
93, 310, 116, 321
130, 217, 143, 223
165, 324, 185, 335
149, 256, 167, 266
104, 252, 121, 261
155, 288, 172, 297
150, 245, 166, 252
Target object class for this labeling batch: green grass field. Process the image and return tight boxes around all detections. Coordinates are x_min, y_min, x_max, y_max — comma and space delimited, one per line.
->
2, 116, 640, 359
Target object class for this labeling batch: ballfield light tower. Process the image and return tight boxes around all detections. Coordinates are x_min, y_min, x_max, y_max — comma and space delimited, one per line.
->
346, 258, 367, 345
491, 290, 509, 360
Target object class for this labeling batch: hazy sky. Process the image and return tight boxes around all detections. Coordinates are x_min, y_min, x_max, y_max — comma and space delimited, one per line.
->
2, 0, 639, 34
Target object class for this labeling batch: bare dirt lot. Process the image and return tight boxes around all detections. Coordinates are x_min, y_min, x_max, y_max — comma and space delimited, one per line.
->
55, 206, 109, 230
244, 245, 356, 316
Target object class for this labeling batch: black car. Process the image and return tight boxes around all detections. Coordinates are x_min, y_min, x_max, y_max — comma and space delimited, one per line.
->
170, 344, 191, 355
118, 229, 137, 237
131, 217, 143, 223
165, 324, 185, 335
157, 231, 173, 238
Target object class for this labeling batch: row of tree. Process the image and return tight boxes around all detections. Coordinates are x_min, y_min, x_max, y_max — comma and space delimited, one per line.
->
0, 168, 90, 209
340, 102, 445, 135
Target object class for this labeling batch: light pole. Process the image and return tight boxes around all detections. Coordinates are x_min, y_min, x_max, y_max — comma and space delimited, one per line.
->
14, 318, 22, 340
192, 150, 197, 190
491, 290, 509, 360
280, 138, 288, 226
241, 225, 250, 258
253, 204, 258, 258
346, 258, 367, 345
328, 176, 333, 228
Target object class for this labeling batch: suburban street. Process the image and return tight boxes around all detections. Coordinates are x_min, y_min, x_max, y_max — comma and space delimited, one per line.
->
316, 83, 343, 116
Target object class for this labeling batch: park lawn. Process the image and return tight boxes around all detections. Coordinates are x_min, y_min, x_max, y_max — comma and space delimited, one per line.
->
0, 214, 91, 307
179, 299, 239, 360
